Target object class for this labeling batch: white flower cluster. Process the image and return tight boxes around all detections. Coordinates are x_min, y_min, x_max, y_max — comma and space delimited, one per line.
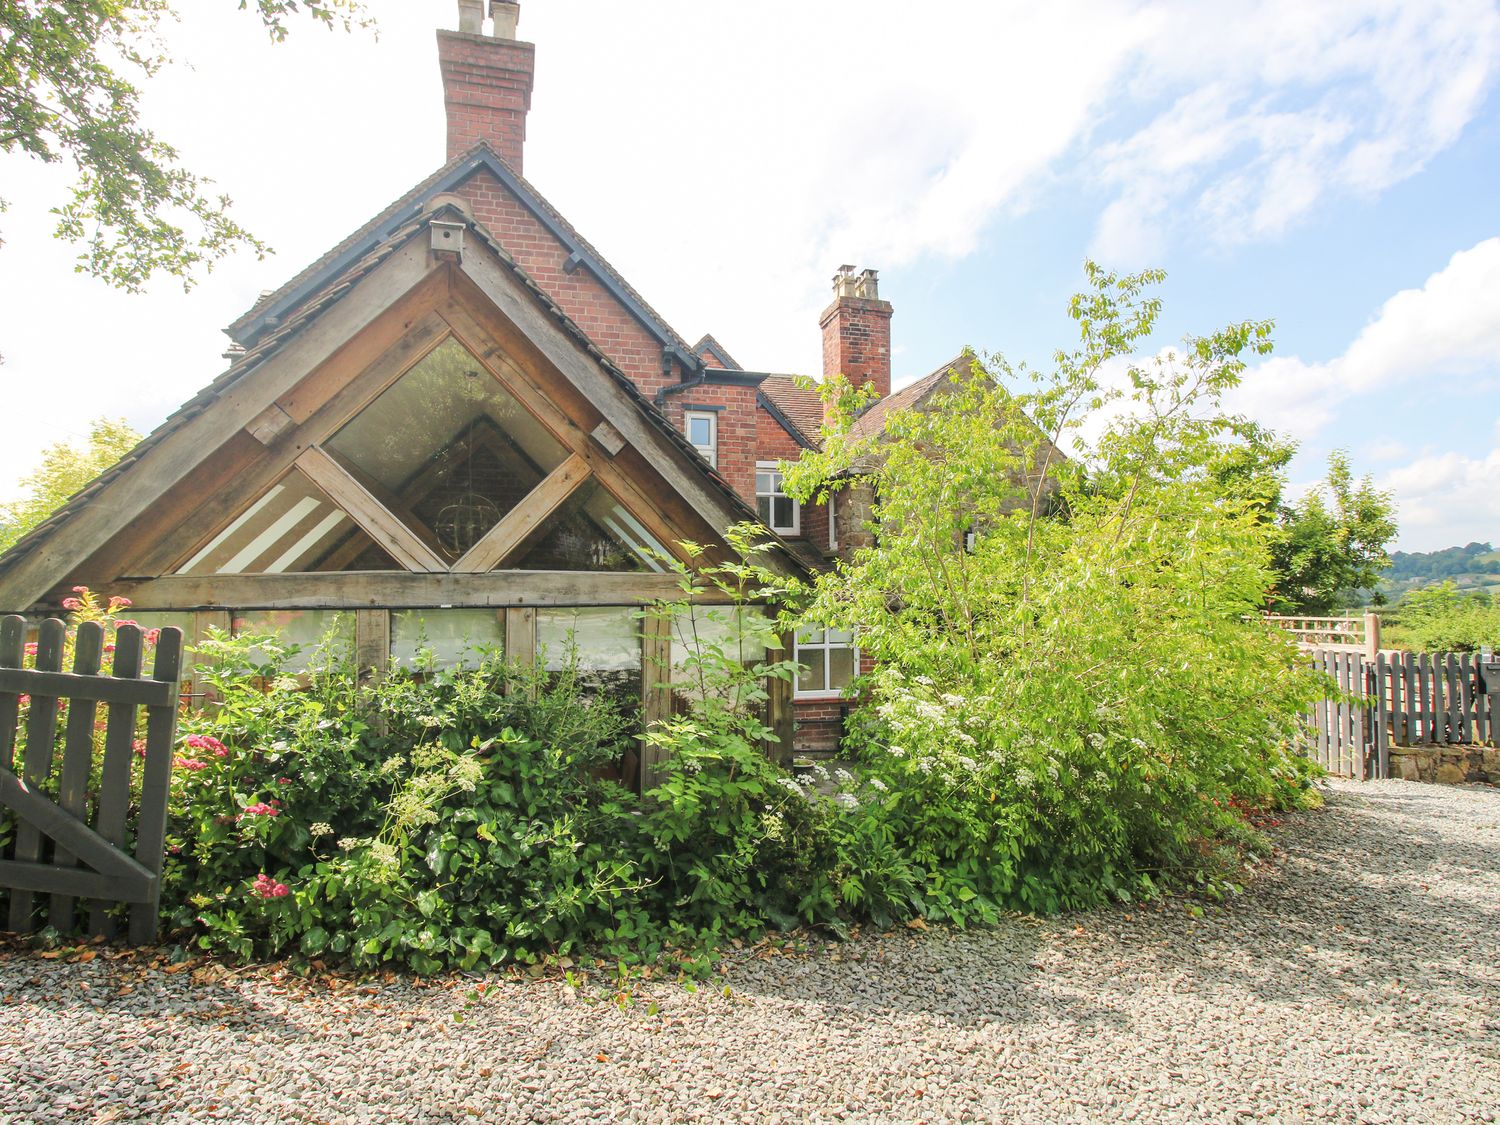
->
308, 822, 333, 838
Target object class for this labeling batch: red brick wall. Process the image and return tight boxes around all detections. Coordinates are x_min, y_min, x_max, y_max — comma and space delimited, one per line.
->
437, 31, 535, 171
820, 295, 893, 400
697, 345, 726, 369
660, 384, 759, 502
459, 169, 675, 399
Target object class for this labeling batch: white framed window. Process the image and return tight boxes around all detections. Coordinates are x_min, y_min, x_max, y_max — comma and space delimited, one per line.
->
795, 627, 858, 698
684, 410, 717, 468
828, 492, 838, 552
756, 462, 799, 534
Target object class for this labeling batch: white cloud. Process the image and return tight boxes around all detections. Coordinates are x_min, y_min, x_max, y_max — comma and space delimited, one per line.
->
1090, 0, 1500, 263
0, 0, 1495, 498
1230, 237, 1500, 442
1380, 447, 1500, 550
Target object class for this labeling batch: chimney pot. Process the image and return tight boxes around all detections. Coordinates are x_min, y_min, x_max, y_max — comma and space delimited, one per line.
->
490, 1, 521, 39
457, 0, 483, 34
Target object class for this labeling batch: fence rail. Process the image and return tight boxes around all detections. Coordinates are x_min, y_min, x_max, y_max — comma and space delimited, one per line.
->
1268, 613, 1380, 657
0, 616, 183, 943
1304, 648, 1495, 779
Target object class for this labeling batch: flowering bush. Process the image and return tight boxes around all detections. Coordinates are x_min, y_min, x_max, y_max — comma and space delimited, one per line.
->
783, 263, 1325, 917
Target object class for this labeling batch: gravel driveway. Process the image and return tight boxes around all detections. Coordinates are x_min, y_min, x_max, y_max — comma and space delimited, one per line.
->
3, 779, 1498, 1124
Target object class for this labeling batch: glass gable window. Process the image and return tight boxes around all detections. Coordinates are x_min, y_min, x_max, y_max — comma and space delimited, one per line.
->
795, 627, 857, 698
684, 410, 717, 467
756, 464, 799, 534
509, 481, 668, 572
324, 338, 568, 558
178, 469, 397, 575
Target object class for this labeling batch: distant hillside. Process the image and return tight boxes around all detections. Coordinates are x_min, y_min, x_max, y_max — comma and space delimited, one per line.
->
1381, 541, 1500, 599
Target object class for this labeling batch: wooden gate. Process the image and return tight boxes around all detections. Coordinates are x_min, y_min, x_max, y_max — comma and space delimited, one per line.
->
0, 615, 183, 943
1304, 649, 1495, 780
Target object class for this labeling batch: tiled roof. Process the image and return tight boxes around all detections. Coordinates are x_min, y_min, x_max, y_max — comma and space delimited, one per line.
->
0, 201, 807, 583
227, 142, 699, 366
850, 352, 976, 439
759, 376, 824, 447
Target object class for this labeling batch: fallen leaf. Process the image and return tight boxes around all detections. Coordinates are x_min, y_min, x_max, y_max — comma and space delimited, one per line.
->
596, 1053, 608, 1063
906, 918, 928, 931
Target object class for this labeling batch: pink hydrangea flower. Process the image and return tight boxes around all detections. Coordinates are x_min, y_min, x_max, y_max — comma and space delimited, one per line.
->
183, 734, 229, 758
23, 643, 37, 657
108, 596, 132, 610
240, 801, 280, 819
133, 739, 147, 758
144, 629, 161, 645
172, 757, 209, 771
251, 873, 290, 899
60, 597, 82, 611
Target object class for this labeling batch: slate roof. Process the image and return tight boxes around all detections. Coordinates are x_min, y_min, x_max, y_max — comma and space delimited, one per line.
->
691, 334, 744, 371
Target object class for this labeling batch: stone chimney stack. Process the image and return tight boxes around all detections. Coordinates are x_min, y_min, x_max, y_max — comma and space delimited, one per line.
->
438, 1, 535, 172
820, 265, 893, 400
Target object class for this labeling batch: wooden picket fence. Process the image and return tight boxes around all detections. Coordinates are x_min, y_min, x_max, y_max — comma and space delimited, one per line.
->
1304, 648, 1495, 779
0, 615, 183, 943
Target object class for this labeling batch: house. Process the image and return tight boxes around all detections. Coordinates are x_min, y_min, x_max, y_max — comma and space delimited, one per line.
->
0, 2, 1000, 774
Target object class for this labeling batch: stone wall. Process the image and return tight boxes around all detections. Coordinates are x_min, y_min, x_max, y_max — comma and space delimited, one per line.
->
1390, 744, 1499, 785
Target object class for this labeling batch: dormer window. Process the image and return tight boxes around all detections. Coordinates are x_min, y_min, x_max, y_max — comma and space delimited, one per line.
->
684, 410, 717, 468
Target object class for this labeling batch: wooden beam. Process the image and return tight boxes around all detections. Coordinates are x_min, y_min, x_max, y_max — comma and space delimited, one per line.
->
453, 453, 591, 572
0, 240, 437, 612
590, 420, 625, 456
504, 606, 536, 667
246, 403, 295, 446
639, 611, 672, 793
294, 449, 446, 573
355, 608, 390, 681
111, 570, 741, 609
437, 298, 706, 566
126, 312, 453, 580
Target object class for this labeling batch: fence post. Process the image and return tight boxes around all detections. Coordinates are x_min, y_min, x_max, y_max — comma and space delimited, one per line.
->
1364, 612, 1380, 661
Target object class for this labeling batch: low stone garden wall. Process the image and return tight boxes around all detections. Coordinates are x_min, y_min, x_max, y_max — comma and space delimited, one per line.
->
1390, 743, 1499, 785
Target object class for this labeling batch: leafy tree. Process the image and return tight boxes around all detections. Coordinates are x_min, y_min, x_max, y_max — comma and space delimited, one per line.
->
0, 416, 140, 552
1383, 581, 1500, 653
1268, 450, 1397, 614
1, 1, 370, 292
779, 262, 1322, 916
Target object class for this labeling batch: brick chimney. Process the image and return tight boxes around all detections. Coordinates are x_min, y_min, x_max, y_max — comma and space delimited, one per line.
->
437, 1, 535, 172
820, 265, 893, 400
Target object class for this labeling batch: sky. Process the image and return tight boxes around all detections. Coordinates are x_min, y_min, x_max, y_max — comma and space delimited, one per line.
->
2, 0, 1498, 552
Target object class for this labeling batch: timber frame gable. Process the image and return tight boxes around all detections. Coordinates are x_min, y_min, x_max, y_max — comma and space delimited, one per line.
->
0, 198, 804, 616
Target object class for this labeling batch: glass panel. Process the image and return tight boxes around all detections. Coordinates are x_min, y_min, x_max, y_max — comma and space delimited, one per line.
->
324, 338, 568, 556
538, 608, 639, 672
231, 610, 354, 673
796, 627, 824, 645
757, 495, 772, 523
391, 609, 505, 668
508, 481, 667, 572
798, 653, 826, 694
177, 470, 398, 575
827, 628, 853, 645
756, 471, 775, 494
773, 495, 796, 529
687, 415, 713, 446
828, 645, 856, 689
671, 607, 767, 678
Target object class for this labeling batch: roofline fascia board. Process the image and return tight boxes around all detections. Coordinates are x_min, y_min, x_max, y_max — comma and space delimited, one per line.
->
756, 391, 817, 450
698, 369, 768, 388
0, 240, 438, 611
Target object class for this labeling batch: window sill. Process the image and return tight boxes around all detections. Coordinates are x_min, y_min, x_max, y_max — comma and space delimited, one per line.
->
794, 691, 851, 702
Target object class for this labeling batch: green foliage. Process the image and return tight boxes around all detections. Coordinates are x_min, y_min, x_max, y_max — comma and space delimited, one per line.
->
1268, 450, 1397, 614
780, 261, 1324, 917
0, 417, 140, 552
0, 0, 369, 292
1382, 581, 1500, 653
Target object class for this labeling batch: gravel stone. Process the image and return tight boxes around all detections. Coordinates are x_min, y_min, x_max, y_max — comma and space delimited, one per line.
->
2, 779, 1498, 1123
